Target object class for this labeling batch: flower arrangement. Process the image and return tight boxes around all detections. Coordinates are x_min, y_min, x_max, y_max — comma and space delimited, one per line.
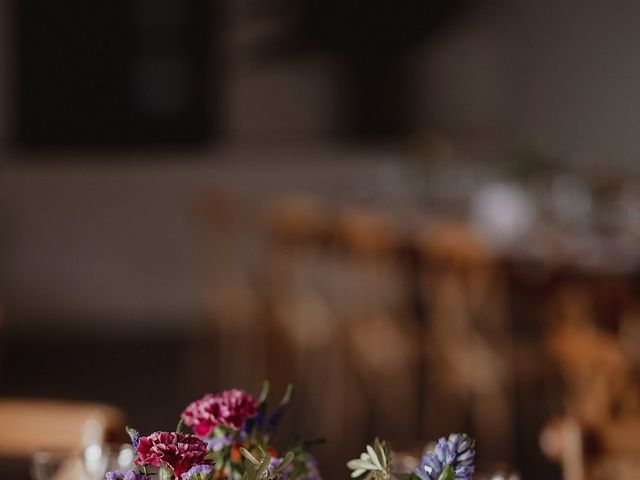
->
347, 434, 475, 480
108, 383, 320, 480
106, 383, 475, 480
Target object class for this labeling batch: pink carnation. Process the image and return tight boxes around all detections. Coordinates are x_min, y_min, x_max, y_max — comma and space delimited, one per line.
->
134, 431, 213, 478
182, 389, 258, 437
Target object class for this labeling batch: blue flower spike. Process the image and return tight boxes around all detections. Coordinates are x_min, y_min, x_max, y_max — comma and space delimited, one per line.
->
125, 426, 141, 450
416, 433, 475, 480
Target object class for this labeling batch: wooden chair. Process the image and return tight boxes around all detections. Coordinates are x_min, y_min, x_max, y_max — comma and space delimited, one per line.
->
190, 188, 269, 393
264, 201, 421, 475
334, 208, 420, 447
0, 398, 126, 457
541, 287, 640, 480
416, 222, 513, 464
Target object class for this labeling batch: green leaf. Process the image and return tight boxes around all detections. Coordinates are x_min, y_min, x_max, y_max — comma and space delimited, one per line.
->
366, 445, 382, 470
252, 381, 271, 434
275, 451, 295, 473
437, 465, 455, 480
375, 439, 388, 469
254, 456, 271, 479
257, 445, 269, 460
301, 437, 326, 447
176, 417, 186, 433
281, 383, 294, 404
258, 381, 271, 403
160, 466, 174, 480
239, 447, 260, 466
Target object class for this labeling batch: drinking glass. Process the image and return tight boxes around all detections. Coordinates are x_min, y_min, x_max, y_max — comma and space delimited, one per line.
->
31, 444, 135, 480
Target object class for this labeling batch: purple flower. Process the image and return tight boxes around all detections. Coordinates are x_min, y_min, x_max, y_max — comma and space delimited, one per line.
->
416, 434, 475, 480
126, 427, 140, 450
180, 464, 214, 480
206, 434, 234, 452
299, 454, 322, 480
105, 470, 148, 480
269, 457, 294, 478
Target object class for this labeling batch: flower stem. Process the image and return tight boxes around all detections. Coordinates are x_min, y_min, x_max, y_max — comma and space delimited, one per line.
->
437, 465, 455, 480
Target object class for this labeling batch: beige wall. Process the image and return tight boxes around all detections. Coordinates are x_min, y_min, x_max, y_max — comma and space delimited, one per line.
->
0, 148, 402, 325
417, 0, 640, 168
2, 1, 640, 326
516, 0, 640, 169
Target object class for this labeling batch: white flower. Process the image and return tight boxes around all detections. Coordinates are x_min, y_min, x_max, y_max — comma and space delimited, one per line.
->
347, 440, 392, 480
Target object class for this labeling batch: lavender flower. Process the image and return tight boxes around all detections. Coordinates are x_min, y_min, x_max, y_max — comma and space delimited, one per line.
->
206, 433, 234, 452
180, 464, 214, 480
266, 384, 294, 437
126, 426, 140, 450
105, 470, 148, 480
298, 454, 322, 480
416, 434, 475, 480
268, 456, 294, 478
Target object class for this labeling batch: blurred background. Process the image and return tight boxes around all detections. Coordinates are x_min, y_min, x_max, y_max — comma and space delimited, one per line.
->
1, 0, 640, 479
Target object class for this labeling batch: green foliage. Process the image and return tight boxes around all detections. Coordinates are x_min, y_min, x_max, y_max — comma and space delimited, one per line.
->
239, 446, 294, 480
205, 383, 320, 480
258, 381, 271, 403
437, 465, 454, 480
347, 439, 394, 480
160, 467, 174, 480
176, 418, 187, 433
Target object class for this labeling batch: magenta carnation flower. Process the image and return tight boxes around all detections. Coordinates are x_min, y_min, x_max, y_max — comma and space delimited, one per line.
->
182, 389, 258, 436
134, 431, 213, 478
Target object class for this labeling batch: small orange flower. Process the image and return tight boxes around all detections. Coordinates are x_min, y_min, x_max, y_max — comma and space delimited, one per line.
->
230, 444, 242, 463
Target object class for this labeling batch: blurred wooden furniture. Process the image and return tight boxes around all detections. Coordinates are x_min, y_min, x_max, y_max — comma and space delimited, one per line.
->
191, 188, 268, 393
541, 415, 640, 480
334, 208, 420, 446
265, 196, 347, 462
0, 399, 126, 457
540, 418, 585, 480
195, 188, 640, 478
541, 286, 640, 480
416, 222, 513, 463
264, 199, 422, 475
